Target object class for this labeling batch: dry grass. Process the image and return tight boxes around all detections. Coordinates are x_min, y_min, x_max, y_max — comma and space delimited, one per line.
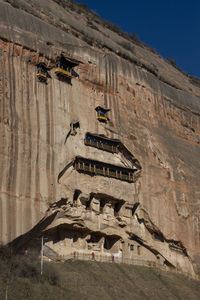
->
0, 246, 200, 299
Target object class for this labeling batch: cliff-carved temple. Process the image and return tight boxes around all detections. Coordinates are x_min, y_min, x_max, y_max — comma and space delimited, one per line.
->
0, 0, 200, 278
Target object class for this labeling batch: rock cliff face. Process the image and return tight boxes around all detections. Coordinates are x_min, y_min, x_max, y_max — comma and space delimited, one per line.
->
0, 0, 200, 278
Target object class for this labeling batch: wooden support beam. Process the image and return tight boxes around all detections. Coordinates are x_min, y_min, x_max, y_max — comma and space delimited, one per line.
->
103, 167, 105, 176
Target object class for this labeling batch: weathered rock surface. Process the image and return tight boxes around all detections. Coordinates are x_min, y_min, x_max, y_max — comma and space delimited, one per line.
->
0, 0, 200, 278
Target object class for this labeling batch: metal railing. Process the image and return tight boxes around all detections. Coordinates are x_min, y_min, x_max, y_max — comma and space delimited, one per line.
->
47, 251, 166, 270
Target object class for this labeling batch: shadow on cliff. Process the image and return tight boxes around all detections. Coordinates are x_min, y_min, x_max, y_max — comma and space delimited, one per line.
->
7, 198, 70, 253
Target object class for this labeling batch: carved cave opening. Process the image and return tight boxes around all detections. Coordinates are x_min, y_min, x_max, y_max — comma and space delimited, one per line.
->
87, 234, 102, 244
73, 189, 81, 207
104, 236, 120, 251
70, 121, 80, 136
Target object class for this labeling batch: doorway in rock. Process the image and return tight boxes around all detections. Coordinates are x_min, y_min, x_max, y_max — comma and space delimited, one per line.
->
104, 236, 120, 252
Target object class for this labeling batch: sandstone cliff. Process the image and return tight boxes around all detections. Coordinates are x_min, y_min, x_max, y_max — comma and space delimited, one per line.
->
0, 0, 200, 278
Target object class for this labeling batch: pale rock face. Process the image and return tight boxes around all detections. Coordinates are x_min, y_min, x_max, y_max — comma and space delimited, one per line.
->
0, 0, 200, 278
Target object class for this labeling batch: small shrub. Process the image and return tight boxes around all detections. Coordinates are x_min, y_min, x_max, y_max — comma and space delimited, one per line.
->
87, 20, 99, 31
43, 263, 61, 286
118, 41, 135, 53
166, 57, 177, 67
189, 75, 200, 87
12, 255, 40, 280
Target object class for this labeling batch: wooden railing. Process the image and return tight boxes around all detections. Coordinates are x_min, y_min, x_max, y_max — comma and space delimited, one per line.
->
74, 157, 135, 182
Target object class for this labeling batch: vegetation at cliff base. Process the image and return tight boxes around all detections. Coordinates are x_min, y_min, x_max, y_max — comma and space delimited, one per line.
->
0, 246, 200, 300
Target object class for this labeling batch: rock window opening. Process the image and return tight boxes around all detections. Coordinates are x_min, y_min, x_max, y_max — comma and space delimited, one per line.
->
114, 201, 124, 217
132, 203, 140, 216
100, 199, 107, 213
130, 244, 134, 251
73, 236, 78, 243
70, 121, 80, 136
85, 199, 92, 210
55, 54, 79, 82
36, 62, 50, 83
95, 106, 110, 123
74, 157, 136, 183
73, 190, 81, 207
85, 193, 94, 210
104, 237, 120, 250
137, 245, 141, 255
87, 234, 102, 244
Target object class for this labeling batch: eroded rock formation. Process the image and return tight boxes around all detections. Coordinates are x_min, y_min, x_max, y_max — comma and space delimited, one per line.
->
0, 0, 200, 278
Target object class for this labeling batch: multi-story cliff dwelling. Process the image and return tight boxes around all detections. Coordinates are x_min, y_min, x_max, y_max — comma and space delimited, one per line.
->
0, 0, 200, 279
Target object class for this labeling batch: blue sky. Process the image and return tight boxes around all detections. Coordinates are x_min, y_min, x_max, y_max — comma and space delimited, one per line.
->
76, 0, 200, 77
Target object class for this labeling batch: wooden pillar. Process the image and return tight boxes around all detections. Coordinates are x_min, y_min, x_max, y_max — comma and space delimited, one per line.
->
103, 167, 105, 176
128, 173, 131, 181
120, 171, 122, 179
131, 173, 134, 182
78, 162, 80, 170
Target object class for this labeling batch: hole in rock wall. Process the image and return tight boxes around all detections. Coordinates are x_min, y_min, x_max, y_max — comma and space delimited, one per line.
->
87, 234, 102, 244
132, 202, 139, 216
114, 201, 124, 216
70, 121, 80, 136
73, 189, 81, 207
47, 228, 75, 244
90, 196, 125, 216
100, 199, 107, 213
64, 121, 80, 143
104, 237, 120, 250
73, 236, 78, 243
85, 193, 94, 210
